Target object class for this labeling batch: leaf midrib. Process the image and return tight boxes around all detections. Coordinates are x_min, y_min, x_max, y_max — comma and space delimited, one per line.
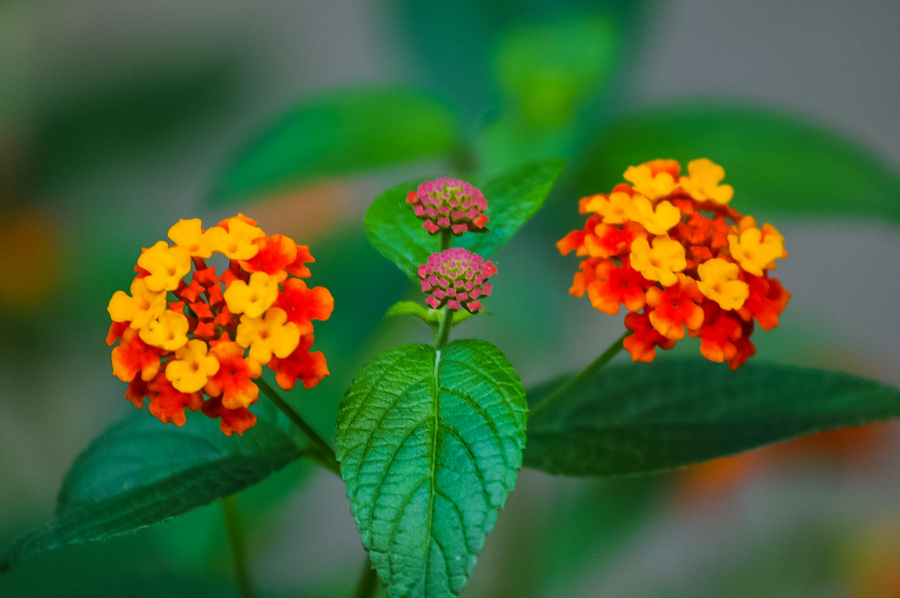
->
422, 347, 442, 593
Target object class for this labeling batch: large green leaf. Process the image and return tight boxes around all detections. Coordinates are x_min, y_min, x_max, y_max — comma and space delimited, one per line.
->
525, 359, 900, 477
393, 0, 646, 117
479, 14, 624, 173
493, 15, 621, 127
336, 340, 527, 597
364, 158, 564, 279
210, 87, 458, 204
577, 103, 900, 221
1, 410, 301, 569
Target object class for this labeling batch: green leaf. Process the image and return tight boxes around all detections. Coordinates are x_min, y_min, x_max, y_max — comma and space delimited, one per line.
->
210, 87, 458, 204
385, 300, 437, 323
494, 15, 621, 127
336, 340, 527, 597
537, 475, 668, 591
577, 103, 900, 221
524, 359, 900, 477
1, 411, 300, 569
385, 301, 479, 331
364, 158, 564, 279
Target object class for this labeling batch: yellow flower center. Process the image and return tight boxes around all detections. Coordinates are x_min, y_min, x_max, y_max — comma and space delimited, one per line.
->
696, 258, 749, 310
583, 191, 633, 224
137, 241, 192, 292
224, 271, 279, 318
139, 310, 190, 352
624, 164, 677, 199
107, 277, 167, 329
678, 158, 734, 204
236, 307, 300, 364
727, 226, 785, 276
625, 195, 681, 235
166, 339, 221, 393
206, 219, 265, 260
168, 218, 214, 258
629, 236, 686, 287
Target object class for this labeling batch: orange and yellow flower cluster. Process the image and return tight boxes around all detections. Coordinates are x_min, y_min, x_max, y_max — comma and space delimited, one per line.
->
107, 214, 333, 435
558, 159, 789, 369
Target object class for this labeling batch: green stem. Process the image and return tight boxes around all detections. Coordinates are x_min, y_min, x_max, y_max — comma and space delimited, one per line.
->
257, 378, 341, 476
222, 495, 255, 598
440, 229, 452, 251
352, 558, 379, 598
529, 332, 629, 418
431, 307, 453, 350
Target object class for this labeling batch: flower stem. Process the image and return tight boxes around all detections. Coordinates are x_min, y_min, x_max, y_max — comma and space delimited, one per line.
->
432, 307, 453, 350
440, 229, 452, 251
352, 558, 379, 598
529, 332, 629, 418
257, 378, 341, 476
222, 495, 255, 598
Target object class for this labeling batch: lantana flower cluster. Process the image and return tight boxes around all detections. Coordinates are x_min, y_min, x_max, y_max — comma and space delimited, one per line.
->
107, 214, 333, 435
418, 248, 497, 313
406, 178, 489, 235
558, 159, 789, 369
409, 178, 496, 313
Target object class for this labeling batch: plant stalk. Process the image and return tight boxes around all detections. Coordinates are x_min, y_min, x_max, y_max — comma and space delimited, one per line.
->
529, 332, 629, 418
257, 378, 341, 476
431, 307, 453, 350
352, 558, 379, 598
440, 229, 452, 251
222, 495, 255, 598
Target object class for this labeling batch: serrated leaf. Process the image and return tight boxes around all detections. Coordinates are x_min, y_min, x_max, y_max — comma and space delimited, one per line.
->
365, 159, 564, 279
1, 411, 300, 569
336, 340, 527, 597
577, 103, 900, 221
210, 87, 458, 204
524, 359, 900, 477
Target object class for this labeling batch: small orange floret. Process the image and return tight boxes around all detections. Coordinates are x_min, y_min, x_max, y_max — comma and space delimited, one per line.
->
111, 327, 162, 383
147, 374, 203, 427
269, 335, 330, 391
558, 158, 788, 367
202, 395, 257, 436
205, 341, 262, 410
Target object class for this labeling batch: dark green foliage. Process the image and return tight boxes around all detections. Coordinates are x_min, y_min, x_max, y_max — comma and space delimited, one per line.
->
336, 340, 527, 597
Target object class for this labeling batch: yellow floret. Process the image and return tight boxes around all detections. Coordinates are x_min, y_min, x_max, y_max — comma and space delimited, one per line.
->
137, 241, 192, 292
168, 218, 214, 258
205, 219, 265, 261
107, 277, 167, 329
139, 310, 190, 352
727, 226, 786, 276
236, 308, 300, 365
696, 258, 749, 310
583, 191, 633, 224
166, 339, 220, 393
678, 158, 734, 204
630, 236, 686, 287
624, 164, 677, 199
223, 271, 279, 318
625, 195, 681, 235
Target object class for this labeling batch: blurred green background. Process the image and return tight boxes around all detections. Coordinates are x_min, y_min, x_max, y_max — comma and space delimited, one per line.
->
1, 1, 899, 596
